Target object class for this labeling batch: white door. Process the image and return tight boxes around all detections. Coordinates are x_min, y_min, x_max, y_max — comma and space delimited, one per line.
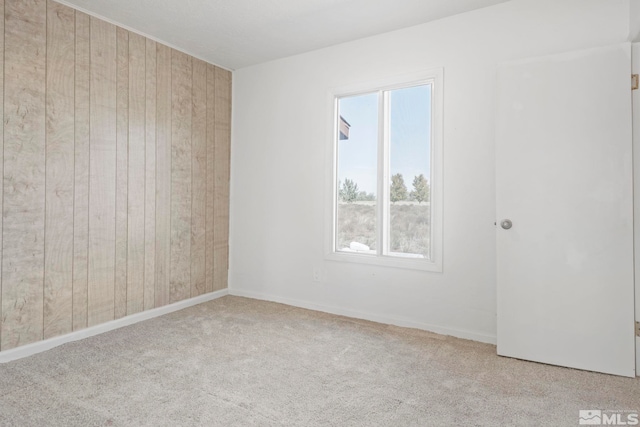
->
633, 43, 640, 374
496, 43, 636, 377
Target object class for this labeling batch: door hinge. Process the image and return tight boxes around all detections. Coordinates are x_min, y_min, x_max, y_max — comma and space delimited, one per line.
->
636, 321, 640, 337
633, 74, 639, 90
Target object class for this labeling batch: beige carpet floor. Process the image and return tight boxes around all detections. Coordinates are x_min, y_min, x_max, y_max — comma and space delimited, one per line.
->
0, 295, 638, 426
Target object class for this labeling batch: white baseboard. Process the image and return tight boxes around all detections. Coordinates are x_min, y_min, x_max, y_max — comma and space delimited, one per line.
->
0, 289, 228, 363
229, 288, 497, 345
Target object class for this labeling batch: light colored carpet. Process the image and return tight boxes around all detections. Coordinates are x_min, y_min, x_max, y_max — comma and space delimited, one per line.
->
0, 295, 638, 426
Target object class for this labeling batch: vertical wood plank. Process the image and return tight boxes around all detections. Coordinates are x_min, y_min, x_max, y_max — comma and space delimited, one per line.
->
73, 10, 90, 331
44, 0, 74, 339
114, 27, 128, 319
170, 50, 192, 303
88, 17, 117, 327
191, 59, 207, 297
1, 0, 47, 350
144, 38, 156, 310
127, 32, 146, 315
155, 44, 171, 307
213, 67, 231, 292
205, 65, 215, 294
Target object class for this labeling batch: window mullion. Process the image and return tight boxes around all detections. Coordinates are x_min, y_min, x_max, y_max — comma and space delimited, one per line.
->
378, 90, 390, 256
333, 98, 340, 253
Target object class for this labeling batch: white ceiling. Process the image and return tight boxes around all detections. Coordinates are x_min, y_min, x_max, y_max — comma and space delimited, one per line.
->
57, 0, 508, 70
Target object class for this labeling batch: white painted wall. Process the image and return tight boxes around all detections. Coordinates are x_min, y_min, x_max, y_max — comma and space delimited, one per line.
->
230, 0, 633, 344
631, 0, 640, 41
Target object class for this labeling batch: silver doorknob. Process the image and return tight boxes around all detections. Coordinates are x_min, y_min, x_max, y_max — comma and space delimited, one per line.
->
500, 219, 512, 230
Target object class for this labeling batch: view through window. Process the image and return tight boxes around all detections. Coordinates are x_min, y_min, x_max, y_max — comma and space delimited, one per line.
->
335, 83, 432, 259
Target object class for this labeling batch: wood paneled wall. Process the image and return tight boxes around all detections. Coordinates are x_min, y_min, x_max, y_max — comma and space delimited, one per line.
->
0, 0, 231, 351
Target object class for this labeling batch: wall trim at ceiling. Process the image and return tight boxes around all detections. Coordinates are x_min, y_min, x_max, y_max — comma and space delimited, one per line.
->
52, 0, 234, 72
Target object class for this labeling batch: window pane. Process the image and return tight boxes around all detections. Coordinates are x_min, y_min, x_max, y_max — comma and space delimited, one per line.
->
388, 84, 431, 258
336, 93, 378, 254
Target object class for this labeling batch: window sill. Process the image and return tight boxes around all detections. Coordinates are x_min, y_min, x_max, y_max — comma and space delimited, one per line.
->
325, 251, 442, 272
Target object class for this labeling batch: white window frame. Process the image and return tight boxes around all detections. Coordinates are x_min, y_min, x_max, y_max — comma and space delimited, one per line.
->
324, 69, 444, 272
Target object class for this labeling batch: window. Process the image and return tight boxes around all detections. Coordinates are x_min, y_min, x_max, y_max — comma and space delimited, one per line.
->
327, 70, 443, 271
